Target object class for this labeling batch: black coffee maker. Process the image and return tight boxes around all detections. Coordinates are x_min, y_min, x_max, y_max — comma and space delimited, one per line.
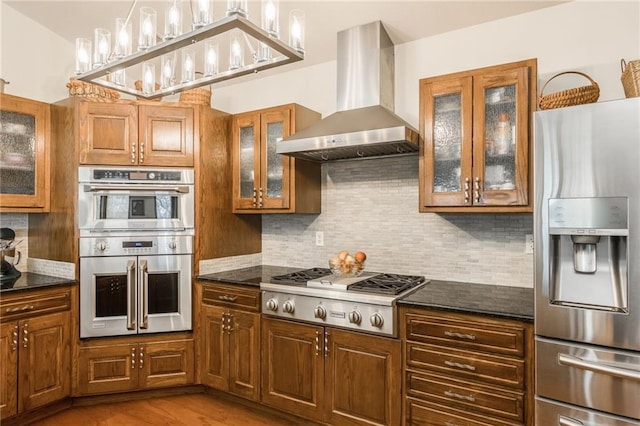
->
1, 227, 22, 287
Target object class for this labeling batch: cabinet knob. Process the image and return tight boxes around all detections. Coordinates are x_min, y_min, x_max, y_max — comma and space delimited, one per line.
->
22, 323, 28, 348
11, 325, 18, 352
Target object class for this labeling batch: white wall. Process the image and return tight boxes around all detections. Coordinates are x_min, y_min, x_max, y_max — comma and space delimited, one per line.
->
0, 2, 73, 102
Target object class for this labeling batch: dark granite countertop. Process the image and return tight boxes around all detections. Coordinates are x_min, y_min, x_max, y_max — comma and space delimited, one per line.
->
0, 272, 76, 294
398, 280, 534, 322
197, 265, 305, 287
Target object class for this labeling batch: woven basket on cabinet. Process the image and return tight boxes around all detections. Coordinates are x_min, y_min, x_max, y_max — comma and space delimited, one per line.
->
621, 59, 640, 98
538, 71, 600, 110
179, 88, 212, 105
66, 77, 120, 101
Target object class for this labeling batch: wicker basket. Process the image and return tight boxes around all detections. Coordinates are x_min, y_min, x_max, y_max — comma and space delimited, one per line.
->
621, 59, 640, 98
179, 88, 211, 105
538, 71, 600, 110
66, 78, 120, 101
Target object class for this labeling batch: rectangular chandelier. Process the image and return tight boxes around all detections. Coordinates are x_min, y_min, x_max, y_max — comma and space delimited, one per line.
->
74, 0, 305, 100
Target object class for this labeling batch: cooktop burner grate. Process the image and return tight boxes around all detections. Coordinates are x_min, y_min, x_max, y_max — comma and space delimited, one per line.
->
348, 273, 427, 295
270, 267, 332, 285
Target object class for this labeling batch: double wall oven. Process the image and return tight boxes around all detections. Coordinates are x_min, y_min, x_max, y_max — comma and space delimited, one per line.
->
78, 166, 194, 338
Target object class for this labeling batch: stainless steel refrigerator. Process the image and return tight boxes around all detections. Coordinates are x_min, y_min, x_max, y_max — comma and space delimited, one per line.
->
534, 98, 640, 425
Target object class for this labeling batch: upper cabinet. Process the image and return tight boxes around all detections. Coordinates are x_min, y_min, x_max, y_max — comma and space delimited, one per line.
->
232, 104, 321, 214
419, 59, 537, 213
0, 94, 50, 212
78, 101, 194, 167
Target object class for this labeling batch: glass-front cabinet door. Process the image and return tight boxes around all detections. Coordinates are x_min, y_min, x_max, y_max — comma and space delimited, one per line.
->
0, 94, 49, 211
260, 109, 291, 210
473, 67, 529, 206
232, 112, 261, 210
419, 59, 535, 212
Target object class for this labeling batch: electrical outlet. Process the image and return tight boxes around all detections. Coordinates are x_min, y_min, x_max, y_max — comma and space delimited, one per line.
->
525, 234, 534, 254
315, 231, 324, 246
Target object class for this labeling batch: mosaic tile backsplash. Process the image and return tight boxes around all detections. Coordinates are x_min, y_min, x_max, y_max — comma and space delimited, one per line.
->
262, 156, 534, 288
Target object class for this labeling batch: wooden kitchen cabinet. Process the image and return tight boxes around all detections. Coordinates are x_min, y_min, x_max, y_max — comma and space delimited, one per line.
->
232, 103, 321, 213
197, 282, 261, 401
76, 335, 194, 396
0, 287, 72, 421
78, 100, 194, 167
261, 317, 401, 426
0, 93, 50, 212
419, 59, 537, 213
401, 307, 534, 426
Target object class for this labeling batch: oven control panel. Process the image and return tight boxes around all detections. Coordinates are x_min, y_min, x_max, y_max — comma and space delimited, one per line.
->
79, 235, 193, 257
261, 291, 396, 337
92, 169, 183, 181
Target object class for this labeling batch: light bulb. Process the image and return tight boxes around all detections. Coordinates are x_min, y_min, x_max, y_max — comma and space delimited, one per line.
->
143, 18, 153, 37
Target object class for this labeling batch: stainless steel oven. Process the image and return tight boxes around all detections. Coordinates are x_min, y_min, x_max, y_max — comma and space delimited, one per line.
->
77, 166, 194, 236
79, 235, 192, 338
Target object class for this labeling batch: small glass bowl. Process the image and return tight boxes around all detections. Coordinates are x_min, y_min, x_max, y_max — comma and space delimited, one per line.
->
328, 260, 364, 277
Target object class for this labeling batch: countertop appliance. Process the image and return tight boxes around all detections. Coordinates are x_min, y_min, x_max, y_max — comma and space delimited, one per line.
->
0, 227, 22, 287
534, 98, 640, 425
276, 21, 419, 162
260, 267, 428, 337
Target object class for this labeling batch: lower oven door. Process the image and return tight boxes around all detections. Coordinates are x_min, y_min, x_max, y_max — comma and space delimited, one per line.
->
536, 337, 640, 421
137, 254, 192, 334
536, 397, 640, 426
80, 254, 192, 338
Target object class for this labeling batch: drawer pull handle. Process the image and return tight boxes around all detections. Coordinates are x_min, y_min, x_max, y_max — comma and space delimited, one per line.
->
558, 353, 640, 382
444, 331, 476, 340
445, 360, 476, 371
6, 304, 34, 313
559, 416, 584, 426
444, 390, 475, 402
218, 295, 238, 302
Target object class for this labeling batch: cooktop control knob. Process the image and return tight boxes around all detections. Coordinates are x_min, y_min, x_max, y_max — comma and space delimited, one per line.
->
283, 300, 295, 314
370, 312, 384, 328
348, 310, 362, 325
266, 298, 278, 312
96, 241, 107, 252
148, 172, 156, 180
167, 240, 177, 250
314, 305, 327, 320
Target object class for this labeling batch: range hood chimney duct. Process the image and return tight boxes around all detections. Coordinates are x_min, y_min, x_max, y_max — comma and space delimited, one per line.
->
276, 21, 420, 162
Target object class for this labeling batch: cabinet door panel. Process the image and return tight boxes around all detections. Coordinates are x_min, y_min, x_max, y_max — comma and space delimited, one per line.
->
261, 317, 325, 422
420, 76, 473, 207
19, 311, 70, 412
200, 305, 228, 391
326, 329, 401, 426
77, 344, 139, 395
79, 102, 137, 165
228, 310, 260, 400
139, 104, 194, 166
232, 113, 261, 210
260, 109, 291, 209
0, 323, 18, 420
140, 339, 194, 388
473, 67, 529, 206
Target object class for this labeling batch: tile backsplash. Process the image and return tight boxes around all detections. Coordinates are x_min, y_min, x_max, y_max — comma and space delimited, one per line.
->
262, 155, 534, 288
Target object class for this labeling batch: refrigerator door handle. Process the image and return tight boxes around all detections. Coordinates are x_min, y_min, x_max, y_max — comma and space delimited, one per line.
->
558, 353, 640, 382
140, 259, 149, 329
126, 260, 136, 330
558, 415, 584, 426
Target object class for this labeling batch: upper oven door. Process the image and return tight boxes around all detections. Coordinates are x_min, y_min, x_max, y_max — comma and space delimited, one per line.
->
138, 254, 192, 334
78, 183, 194, 234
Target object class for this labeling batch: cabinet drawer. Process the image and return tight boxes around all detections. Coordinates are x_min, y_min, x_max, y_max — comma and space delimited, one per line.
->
201, 283, 260, 311
405, 313, 525, 357
407, 371, 524, 423
1, 288, 71, 321
407, 342, 525, 389
406, 398, 521, 426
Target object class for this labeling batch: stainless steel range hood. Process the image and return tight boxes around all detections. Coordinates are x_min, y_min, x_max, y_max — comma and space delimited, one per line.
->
277, 21, 420, 162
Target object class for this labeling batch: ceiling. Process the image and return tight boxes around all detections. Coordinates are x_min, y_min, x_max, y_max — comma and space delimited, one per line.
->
5, 0, 566, 82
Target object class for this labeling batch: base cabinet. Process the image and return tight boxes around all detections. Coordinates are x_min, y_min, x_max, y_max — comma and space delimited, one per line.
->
401, 307, 534, 426
76, 336, 194, 396
197, 282, 261, 402
0, 287, 72, 421
261, 317, 401, 426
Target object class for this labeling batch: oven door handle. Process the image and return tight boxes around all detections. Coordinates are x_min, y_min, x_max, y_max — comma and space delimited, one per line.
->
84, 184, 190, 193
140, 260, 149, 330
558, 353, 640, 382
127, 260, 136, 330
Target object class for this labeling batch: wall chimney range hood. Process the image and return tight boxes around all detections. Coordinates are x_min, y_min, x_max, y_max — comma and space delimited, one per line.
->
277, 21, 420, 162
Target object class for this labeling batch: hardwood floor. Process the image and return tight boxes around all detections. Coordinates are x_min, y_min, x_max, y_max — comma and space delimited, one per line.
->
32, 393, 310, 426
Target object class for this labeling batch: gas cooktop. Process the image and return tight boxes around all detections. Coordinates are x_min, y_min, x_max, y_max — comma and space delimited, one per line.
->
269, 267, 427, 295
